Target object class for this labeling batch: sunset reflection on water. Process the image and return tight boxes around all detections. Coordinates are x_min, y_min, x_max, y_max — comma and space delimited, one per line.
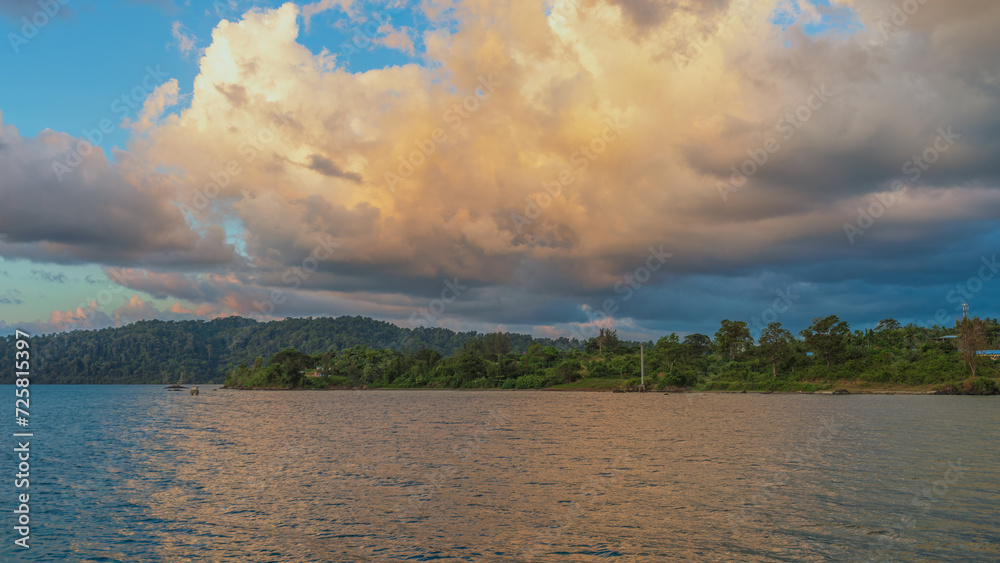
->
19, 386, 1000, 562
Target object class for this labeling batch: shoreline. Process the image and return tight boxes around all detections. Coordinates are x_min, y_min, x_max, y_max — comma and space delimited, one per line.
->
216, 383, 995, 395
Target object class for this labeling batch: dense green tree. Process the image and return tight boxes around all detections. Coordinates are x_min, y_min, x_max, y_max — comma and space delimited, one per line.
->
876, 318, 901, 332
269, 347, 315, 374
956, 316, 988, 378
482, 332, 513, 356
714, 319, 753, 360
452, 342, 488, 387
414, 348, 442, 366
800, 315, 851, 366
556, 360, 582, 383
592, 327, 620, 355
682, 334, 713, 356
655, 333, 684, 374
758, 322, 794, 378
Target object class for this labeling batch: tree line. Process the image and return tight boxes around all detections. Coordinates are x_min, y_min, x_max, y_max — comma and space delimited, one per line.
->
224, 315, 1000, 394
0, 315, 579, 384
3, 314, 998, 392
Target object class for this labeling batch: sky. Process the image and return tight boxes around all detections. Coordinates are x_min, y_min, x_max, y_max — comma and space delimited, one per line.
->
1, 0, 1000, 343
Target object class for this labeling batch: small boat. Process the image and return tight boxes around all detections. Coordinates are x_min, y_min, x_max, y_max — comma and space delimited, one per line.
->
165, 384, 188, 391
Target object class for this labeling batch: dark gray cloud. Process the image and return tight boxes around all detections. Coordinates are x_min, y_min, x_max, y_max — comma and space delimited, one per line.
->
214, 83, 247, 108
105, 268, 231, 302
306, 154, 362, 182
0, 120, 236, 267
600, 0, 731, 30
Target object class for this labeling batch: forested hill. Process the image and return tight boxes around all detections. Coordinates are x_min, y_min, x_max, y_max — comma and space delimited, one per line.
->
0, 315, 582, 384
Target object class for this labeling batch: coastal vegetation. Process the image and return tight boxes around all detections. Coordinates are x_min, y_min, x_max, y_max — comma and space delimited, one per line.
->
223, 316, 1000, 394
4, 315, 999, 394
0, 315, 575, 384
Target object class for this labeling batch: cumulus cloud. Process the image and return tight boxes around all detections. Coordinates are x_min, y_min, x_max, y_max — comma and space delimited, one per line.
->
125, 79, 181, 134
6, 0, 1000, 336
171, 5, 996, 278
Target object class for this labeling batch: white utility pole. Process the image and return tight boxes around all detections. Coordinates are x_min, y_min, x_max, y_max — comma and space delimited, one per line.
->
640, 344, 645, 388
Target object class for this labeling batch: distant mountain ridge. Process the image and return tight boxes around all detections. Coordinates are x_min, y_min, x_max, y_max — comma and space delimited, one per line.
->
0, 315, 581, 384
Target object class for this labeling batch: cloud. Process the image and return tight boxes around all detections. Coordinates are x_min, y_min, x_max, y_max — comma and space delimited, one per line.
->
125, 79, 180, 134
171, 20, 198, 57
0, 288, 22, 305
301, 0, 354, 31
0, 293, 226, 336
305, 154, 362, 182
0, 111, 237, 267
375, 23, 414, 55
8, 1, 1000, 337
106, 267, 236, 302
31, 268, 67, 283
